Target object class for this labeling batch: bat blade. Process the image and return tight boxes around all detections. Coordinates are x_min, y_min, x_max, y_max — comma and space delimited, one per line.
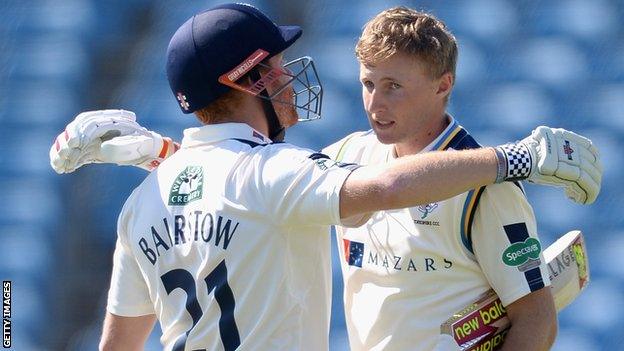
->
437, 230, 589, 351
543, 230, 589, 311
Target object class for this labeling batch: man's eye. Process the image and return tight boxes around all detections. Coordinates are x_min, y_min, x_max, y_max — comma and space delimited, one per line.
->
390, 83, 401, 89
362, 81, 373, 89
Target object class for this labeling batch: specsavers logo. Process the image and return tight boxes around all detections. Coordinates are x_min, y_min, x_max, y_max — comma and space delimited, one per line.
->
502, 238, 541, 267
169, 166, 204, 206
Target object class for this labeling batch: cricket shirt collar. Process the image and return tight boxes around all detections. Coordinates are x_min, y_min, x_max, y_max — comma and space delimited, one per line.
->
181, 122, 271, 148
389, 114, 460, 160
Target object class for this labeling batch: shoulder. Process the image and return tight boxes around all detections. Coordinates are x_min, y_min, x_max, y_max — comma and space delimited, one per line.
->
239, 142, 328, 180
116, 184, 146, 245
256, 142, 319, 163
119, 167, 172, 223
480, 182, 528, 208
475, 181, 535, 228
322, 130, 378, 161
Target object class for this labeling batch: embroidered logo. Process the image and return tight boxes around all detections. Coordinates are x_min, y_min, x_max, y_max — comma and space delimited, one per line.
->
168, 166, 203, 206
417, 202, 439, 219
176, 92, 190, 111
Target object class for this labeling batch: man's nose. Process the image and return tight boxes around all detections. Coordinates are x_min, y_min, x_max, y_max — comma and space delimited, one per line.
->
366, 89, 386, 113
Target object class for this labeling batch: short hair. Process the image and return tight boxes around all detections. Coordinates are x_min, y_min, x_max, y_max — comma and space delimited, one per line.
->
355, 7, 458, 81
194, 88, 242, 124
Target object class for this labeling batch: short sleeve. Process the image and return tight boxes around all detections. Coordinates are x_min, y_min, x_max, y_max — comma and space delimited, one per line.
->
241, 144, 357, 227
106, 202, 154, 317
321, 131, 369, 162
471, 182, 551, 307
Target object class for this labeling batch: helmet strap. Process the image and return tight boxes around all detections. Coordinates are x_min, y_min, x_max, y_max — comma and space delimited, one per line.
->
250, 68, 285, 142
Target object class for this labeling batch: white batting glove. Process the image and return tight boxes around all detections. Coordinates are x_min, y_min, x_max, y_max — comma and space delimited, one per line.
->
495, 126, 602, 205
50, 110, 178, 173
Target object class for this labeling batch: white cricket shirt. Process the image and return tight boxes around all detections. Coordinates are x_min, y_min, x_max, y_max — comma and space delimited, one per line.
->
107, 123, 356, 351
323, 117, 551, 351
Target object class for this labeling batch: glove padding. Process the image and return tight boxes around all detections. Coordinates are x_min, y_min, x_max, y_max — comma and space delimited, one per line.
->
521, 126, 602, 205
50, 110, 175, 173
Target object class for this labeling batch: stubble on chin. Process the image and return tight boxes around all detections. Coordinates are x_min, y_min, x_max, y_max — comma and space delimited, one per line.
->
373, 129, 398, 145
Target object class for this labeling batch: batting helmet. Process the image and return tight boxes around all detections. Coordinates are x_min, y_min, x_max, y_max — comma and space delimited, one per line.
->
166, 3, 321, 120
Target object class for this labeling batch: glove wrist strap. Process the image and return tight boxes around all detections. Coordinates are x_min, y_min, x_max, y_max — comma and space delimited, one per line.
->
493, 147, 508, 183
495, 143, 533, 182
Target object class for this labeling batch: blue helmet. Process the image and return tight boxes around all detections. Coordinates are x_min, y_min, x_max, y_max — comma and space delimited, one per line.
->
166, 3, 322, 124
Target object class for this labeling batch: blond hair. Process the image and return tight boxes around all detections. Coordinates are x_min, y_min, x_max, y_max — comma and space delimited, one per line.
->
355, 7, 458, 81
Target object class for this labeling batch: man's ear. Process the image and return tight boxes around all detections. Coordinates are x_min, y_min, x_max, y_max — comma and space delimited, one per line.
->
436, 72, 454, 99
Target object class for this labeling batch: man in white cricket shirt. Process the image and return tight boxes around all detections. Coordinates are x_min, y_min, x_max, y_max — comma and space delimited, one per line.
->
50, 4, 602, 351
322, 7, 585, 351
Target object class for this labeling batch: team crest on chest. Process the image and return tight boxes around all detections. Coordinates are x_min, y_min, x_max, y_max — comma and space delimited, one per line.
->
417, 202, 439, 219
412, 202, 441, 226
169, 166, 204, 206
343, 239, 364, 268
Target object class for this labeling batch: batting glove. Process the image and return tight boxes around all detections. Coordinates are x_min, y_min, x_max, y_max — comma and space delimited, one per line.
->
495, 126, 602, 205
50, 110, 179, 173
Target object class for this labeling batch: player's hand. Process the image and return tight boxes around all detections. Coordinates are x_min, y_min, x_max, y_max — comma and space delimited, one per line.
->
50, 110, 178, 173
523, 127, 602, 204
497, 126, 602, 205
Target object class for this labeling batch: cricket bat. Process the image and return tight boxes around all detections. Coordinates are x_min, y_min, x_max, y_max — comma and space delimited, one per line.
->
437, 230, 589, 351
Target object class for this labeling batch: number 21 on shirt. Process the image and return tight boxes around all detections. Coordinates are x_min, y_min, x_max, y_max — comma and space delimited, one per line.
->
160, 260, 240, 351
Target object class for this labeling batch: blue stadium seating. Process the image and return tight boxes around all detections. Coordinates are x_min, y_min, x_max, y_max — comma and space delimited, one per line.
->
2, 1, 622, 349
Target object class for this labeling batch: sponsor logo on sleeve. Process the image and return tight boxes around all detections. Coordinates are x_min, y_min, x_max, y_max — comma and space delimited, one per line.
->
502, 238, 542, 272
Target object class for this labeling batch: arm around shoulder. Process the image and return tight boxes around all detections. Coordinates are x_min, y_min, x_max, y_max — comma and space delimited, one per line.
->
339, 148, 498, 219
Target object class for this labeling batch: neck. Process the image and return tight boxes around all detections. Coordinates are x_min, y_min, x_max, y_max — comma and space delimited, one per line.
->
211, 95, 270, 137
394, 113, 449, 157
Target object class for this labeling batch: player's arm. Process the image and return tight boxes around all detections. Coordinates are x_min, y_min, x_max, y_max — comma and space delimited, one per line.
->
470, 181, 557, 349
100, 312, 157, 351
340, 147, 496, 218
339, 126, 602, 218
51, 110, 602, 206
501, 288, 557, 351
50, 110, 179, 173
103, 203, 157, 351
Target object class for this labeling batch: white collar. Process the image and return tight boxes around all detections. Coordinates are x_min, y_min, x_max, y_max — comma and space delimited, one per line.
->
420, 114, 458, 153
181, 122, 271, 148
390, 114, 459, 159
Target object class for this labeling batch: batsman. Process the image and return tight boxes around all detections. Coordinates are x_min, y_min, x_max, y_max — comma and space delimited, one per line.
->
51, 5, 602, 351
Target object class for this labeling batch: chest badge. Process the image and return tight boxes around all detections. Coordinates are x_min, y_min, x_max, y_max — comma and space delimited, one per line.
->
417, 202, 439, 219
343, 239, 364, 268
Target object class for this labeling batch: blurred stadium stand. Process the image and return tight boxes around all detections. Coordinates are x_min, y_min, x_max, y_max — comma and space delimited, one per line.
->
0, 0, 622, 350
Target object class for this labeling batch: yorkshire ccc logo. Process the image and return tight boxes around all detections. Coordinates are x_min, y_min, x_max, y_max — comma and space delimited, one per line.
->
417, 202, 439, 219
